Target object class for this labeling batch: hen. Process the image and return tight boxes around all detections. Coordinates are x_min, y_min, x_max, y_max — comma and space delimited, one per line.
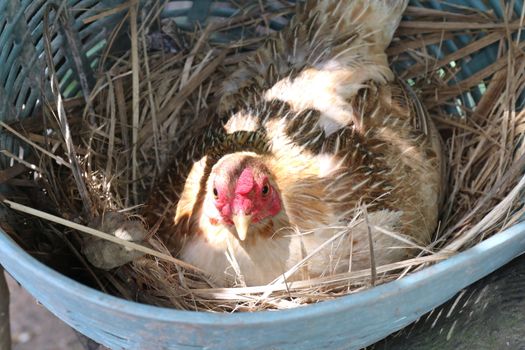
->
144, 0, 443, 287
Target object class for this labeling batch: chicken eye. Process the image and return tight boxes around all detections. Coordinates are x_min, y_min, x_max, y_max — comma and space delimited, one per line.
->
262, 185, 270, 196
213, 188, 219, 199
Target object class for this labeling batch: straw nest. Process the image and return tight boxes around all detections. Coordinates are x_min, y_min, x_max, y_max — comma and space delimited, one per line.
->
1, 1, 525, 312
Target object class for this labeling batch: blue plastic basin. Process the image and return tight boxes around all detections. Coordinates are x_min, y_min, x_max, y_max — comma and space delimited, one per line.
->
1, 223, 525, 349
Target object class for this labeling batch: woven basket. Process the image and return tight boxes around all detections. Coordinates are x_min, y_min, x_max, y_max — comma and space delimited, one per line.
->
1, 1, 524, 349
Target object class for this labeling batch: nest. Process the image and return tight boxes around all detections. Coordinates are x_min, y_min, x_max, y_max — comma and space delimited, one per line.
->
1, 1, 525, 312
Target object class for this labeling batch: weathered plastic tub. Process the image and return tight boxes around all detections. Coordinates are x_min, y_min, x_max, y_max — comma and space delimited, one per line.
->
1, 222, 525, 349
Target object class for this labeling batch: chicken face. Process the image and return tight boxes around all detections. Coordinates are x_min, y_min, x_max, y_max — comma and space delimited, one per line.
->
207, 155, 282, 241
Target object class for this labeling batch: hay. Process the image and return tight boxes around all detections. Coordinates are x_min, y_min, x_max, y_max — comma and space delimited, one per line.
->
2, 0, 525, 312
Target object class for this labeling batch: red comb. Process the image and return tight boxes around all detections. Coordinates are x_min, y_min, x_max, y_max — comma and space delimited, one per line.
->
235, 168, 254, 195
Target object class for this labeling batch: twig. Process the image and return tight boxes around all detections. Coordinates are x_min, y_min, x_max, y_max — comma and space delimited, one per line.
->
3, 199, 205, 274
0, 121, 71, 169
45, 3, 96, 122
43, 6, 94, 220
0, 150, 43, 173
130, 0, 140, 205
363, 206, 377, 287
82, 2, 131, 24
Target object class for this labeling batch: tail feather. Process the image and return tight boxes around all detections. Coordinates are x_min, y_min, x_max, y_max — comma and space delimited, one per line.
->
219, 0, 409, 113
309, 0, 408, 53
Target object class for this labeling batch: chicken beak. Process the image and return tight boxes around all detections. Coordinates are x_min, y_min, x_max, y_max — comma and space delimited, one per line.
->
232, 213, 252, 241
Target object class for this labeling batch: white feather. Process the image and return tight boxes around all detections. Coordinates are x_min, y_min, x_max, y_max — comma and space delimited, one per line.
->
181, 209, 405, 286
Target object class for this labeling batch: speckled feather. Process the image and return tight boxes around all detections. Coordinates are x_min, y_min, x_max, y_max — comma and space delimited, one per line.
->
143, 0, 443, 286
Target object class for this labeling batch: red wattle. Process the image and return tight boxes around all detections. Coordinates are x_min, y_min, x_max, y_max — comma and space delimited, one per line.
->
233, 196, 253, 214
220, 203, 232, 217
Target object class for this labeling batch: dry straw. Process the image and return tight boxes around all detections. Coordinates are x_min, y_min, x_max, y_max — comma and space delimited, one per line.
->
1, 0, 525, 312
